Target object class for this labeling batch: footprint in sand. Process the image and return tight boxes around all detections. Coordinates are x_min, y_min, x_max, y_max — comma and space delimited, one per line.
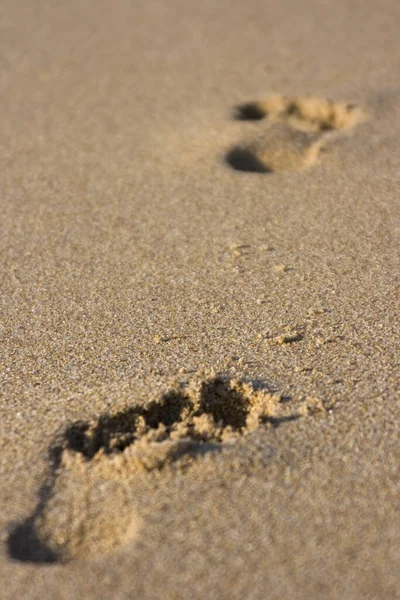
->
227, 94, 368, 173
8, 373, 323, 564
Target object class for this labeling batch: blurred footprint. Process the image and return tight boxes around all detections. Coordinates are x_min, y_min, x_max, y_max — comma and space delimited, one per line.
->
228, 94, 367, 172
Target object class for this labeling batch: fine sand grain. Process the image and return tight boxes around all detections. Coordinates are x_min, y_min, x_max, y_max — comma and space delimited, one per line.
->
1, 0, 400, 599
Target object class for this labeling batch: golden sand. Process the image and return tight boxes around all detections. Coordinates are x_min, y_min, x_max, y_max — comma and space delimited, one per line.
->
1, 0, 400, 598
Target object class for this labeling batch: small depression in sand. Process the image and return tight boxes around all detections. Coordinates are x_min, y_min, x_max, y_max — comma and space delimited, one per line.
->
227, 94, 368, 173
8, 374, 322, 564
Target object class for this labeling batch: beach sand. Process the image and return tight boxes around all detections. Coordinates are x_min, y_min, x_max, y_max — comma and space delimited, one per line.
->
1, 0, 399, 597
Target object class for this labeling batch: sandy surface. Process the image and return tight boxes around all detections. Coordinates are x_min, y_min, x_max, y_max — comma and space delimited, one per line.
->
1, 0, 399, 598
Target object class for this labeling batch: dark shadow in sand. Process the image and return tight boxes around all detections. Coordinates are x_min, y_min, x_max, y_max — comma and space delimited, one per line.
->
8, 443, 65, 564
225, 147, 270, 173
234, 103, 267, 120
8, 519, 58, 564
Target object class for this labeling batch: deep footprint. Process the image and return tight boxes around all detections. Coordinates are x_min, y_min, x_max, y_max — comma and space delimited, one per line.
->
8, 374, 323, 564
229, 94, 367, 172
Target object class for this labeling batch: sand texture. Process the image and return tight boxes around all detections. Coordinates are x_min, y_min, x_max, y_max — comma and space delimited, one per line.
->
1, 0, 400, 598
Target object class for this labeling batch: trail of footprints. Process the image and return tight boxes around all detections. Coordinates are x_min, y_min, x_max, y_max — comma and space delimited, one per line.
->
227, 94, 367, 172
8, 374, 324, 564
9, 93, 366, 564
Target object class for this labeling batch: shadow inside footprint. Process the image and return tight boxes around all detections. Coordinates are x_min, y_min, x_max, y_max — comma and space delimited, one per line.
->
225, 147, 271, 173
62, 390, 192, 459
198, 377, 250, 429
8, 519, 57, 564
234, 102, 267, 120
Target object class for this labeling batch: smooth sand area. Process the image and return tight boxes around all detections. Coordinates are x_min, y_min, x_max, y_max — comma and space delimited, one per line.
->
1, 1, 399, 598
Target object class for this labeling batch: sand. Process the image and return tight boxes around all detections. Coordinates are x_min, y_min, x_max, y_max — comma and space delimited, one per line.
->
1, 0, 399, 598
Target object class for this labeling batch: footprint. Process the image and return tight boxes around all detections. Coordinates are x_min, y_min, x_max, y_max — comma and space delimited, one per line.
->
8, 374, 322, 563
228, 94, 367, 172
